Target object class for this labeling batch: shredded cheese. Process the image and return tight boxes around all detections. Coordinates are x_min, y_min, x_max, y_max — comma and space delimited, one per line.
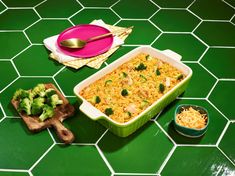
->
176, 107, 207, 129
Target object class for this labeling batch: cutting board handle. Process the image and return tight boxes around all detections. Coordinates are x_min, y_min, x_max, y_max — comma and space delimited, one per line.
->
52, 120, 74, 144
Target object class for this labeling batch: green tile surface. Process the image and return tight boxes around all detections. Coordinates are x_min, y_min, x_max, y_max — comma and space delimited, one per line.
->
152, 34, 207, 61
151, 9, 200, 32
0, 9, 39, 30
0, 0, 234, 175
35, 0, 82, 18
112, 0, 159, 19
161, 147, 235, 175
189, 0, 235, 20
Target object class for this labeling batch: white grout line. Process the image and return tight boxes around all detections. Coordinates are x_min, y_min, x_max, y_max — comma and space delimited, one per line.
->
52, 66, 66, 78
32, 8, 42, 19
95, 145, 115, 174
23, 31, 32, 45
209, 46, 235, 48
182, 60, 198, 63
157, 145, 176, 174
20, 75, 52, 78
11, 45, 31, 61
0, 76, 19, 94
230, 14, 235, 21
148, 19, 163, 33
69, 143, 95, 146
33, 0, 47, 8
29, 143, 55, 171
149, 0, 161, 9
23, 18, 41, 32
96, 129, 109, 145
113, 19, 122, 26
110, 7, 122, 19
150, 32, 163, 45
104, 62, 109, 66
222, 0, 235, 10
52, 77, 67, 97
0, 117, 6, 123
47, 128, 56, 143
197, 46, 209, 62
110, 0, 121, 8
186, 0, 196, 9
0, 103, 6, 117
115, 173, 157, 175
206, 99, 230, 121
42, 17, 68, 20
206, 79, 219, 99
154, 121, 176, 145
0, 169, 29, 172
176, 97, 206, 100
8, 7, 33, 9
192, 20, 203, 33
28, 170, 33, 176
0, 0, 8, 8
83, 7, 109, 9
163, 31, 191, 34
148, 8, 161, 20
0, 8, 7, 15
198, 62, 218, 80
216, 121, 230, 146
0, 30, 23, 32
68, 7, 84, 20
203, 19, 230, 22
65, 95, 76, 98
186, 9, 202, 21
217, 146, 235, 166
191, 33, 209, 47
219, 78, 235, 81
5, 116, 21, 118
177, 144, 216, 147
68, 18, 76, 26
75, 0, 84, 8
160, 7, 186, 10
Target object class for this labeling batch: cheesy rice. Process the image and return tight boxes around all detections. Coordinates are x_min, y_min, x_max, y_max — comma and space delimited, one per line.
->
80, 53, 185, 123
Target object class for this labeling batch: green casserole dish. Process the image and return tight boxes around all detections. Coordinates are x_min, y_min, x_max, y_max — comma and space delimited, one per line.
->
74, 46, 193, 137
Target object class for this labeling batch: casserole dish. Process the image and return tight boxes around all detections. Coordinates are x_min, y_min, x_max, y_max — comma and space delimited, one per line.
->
74, 46, 193, 137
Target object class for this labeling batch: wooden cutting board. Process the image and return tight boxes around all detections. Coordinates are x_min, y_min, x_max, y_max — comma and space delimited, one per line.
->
11, 83, 75, 144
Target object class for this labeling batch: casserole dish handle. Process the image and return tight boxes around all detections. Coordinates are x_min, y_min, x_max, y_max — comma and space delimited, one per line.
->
161, 49, 182, 61
79, 101, 103, 120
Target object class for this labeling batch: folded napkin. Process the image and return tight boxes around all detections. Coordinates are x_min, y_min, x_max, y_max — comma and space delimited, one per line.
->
43, 19, 132, 69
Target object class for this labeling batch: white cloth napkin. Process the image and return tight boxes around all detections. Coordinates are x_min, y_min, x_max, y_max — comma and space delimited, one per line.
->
43, 19, 124, 63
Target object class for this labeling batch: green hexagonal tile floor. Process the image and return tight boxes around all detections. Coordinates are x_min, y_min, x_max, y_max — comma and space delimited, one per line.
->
0, 0, 234, 175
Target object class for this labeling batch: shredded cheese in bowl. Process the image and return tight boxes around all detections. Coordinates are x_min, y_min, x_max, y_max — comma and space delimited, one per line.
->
176, 107, 208, 129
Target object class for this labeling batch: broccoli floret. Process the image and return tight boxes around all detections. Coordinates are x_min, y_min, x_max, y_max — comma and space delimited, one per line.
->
48, 94, 63, 108
159, 83, 165, 93
18, 98, 32, 115
140, 100, 149, 109
176, 74, 184, 80
127, 111, 132, 117
92, 96, 101, 104
39, 105, 54, 122
135, 63, 147, 71
140, 74, 147, 82
32, 84, 46, 98
105, 80, 112, 86
121, 89, 128, 96
121, 72, 128, 78
13, 89, 33, 100
146, 54, 152, 60
156, 69, 161, 76
105, 108, 113, 116
31, 97, 45, 115
45, 88, 57, 97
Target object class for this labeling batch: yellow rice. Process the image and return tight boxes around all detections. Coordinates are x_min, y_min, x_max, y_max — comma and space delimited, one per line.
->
80, 53, 185, 123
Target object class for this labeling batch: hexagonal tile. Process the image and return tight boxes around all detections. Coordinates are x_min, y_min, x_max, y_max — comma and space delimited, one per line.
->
112, 0, 159, 19
13, 45, 63, 76
32, 145, 111, 176
0, 77, 55, 116
0, 1, 6, 12
152, 34, 207, 61
219, 123, 235, 164
0, 118, 53, 169
35, 0, 82, 18
106, 46, 137, 64
209, 81, 235, 120
161, 147, 235, 175
70, 9, 119, 25
0, 9, 39, 30
98, 122, 174, 173
25, 19, 71, 44
2, 0, 43, 7
0, 172, 29, 176
189, 0, 235, 20
116, 20, 161, 45
0, 32, 30, 59
55, 65, 105, 96
194, 22, 235, 46
0, 104, 4, 120
157, 99, 227, 145
152, 0, 194, 8
0, 61, 18, 91
79, 0, 117, 7
150, 10, 200, 32
232, 16, 235, 25
180, 63, 216, 98
200, 48, 235, 79
50, 97, 106, 143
